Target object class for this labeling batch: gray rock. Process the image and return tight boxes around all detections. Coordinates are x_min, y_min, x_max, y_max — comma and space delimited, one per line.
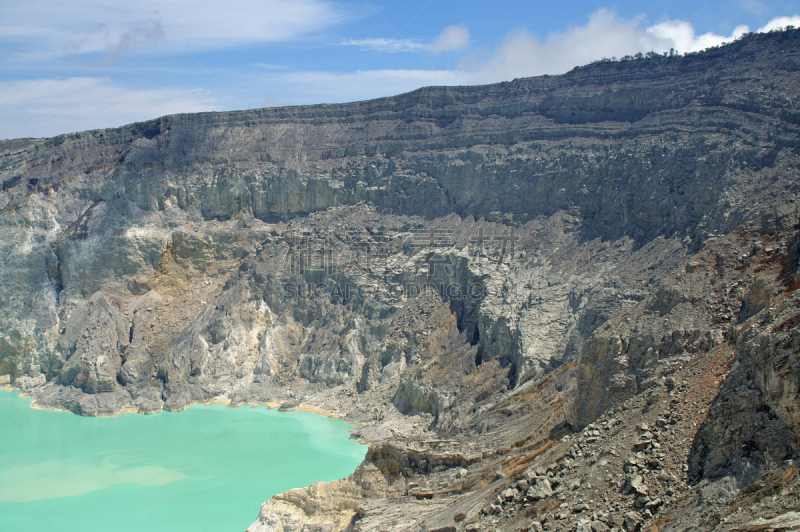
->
644, 497, 662, 510
623, 475, 648, 497
526, 478, 553, 501
15, 374, 46, 391
351, 424, 394, 441
57, 291, 130, 393
119, 342, 153, 387
738, 512, 800, 532
623, 511, 641, 532
279, 399, 301, 412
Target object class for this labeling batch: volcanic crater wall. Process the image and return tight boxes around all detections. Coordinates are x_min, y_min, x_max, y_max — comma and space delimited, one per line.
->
0, 32, 799, 495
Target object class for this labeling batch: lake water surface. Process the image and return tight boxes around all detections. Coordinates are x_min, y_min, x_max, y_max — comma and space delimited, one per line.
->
0, 390, 366, 532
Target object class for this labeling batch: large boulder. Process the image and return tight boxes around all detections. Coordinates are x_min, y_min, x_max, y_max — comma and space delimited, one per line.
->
58, 291, 130, 393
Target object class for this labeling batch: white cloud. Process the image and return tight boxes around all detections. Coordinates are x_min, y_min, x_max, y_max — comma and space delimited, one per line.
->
643, 14, 799, 55
758, 15, 800, 32
0, 78, 218, 139
0, 0, 355, 61
430, 24, 470, 53
647, 21, 750, 54
456, 10, 659, 82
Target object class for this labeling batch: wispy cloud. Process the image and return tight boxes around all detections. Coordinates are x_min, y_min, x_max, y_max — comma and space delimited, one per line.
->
0, 77, 218, 139
430, 24, 470, 53
339, 37, 427, 53
103, 20, 166, 63
0, 0, 356, 62
340, 24, 470, 54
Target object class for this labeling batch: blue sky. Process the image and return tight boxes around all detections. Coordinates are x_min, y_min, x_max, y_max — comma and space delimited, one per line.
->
1, 0, 799, 139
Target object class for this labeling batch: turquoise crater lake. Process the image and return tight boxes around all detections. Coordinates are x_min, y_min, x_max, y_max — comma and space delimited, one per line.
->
0, 390, 366, 532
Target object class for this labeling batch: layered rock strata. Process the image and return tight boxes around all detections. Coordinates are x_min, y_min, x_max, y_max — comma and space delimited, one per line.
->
1, 29, 799, 532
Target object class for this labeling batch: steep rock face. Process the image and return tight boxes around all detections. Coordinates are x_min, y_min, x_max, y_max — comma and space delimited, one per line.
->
1, 33, 798, 398
688, 238, 800, 485
0, 30, 800, 532
57, 291, 129, 393
575, 229, 800, 486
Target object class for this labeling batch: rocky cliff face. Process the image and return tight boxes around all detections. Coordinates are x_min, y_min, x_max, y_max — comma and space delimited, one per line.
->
2, 30, 800, 532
